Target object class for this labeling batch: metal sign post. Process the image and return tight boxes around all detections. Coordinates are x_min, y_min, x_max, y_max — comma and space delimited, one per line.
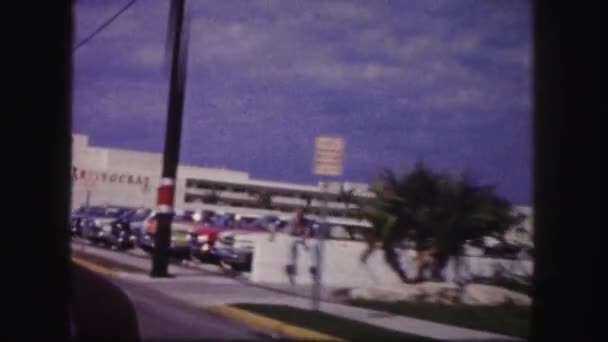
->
312, 178, 329, 311
312, 135, 345, 311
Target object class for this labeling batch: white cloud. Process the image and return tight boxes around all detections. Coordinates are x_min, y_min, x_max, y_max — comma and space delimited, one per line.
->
247, 60, 406, 86
496, 45, 532, 68
449, 33, 482, 54
74, 1, 142, 40
130, 44, 165, 67
319, 1, 375, 21
398, 35, 437, 60
189, 21, 271, 64
73, 79, 168, 125
427, 88, 487, 110
358, 27, 400, 52
75, 0, 531, 132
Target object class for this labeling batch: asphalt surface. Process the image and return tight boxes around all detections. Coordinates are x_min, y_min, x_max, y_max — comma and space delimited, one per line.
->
109, 275, 266, 341
71, 239, 522, 341
72, 239, 274, 340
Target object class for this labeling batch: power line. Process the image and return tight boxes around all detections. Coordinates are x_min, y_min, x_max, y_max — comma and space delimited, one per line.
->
73, 0, 137, 53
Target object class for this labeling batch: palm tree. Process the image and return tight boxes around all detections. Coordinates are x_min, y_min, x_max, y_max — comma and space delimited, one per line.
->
361, 162, 523, 283
360, 168, 421, 283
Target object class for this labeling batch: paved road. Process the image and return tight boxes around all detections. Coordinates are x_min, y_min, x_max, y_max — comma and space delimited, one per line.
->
72, 240, 522, 341
109, 275, 265, 341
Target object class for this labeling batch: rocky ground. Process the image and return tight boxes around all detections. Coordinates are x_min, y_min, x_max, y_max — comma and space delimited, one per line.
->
341, 281, 532, 306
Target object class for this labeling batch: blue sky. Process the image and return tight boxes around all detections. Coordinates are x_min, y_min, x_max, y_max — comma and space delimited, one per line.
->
72, 0, 533, 205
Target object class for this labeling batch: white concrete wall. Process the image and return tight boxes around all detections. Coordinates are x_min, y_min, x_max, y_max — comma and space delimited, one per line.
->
252, 236, 410, 286
251, 236, 533, 287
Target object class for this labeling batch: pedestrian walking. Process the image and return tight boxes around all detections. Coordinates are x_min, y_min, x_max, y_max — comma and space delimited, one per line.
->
285, 208, 310, 285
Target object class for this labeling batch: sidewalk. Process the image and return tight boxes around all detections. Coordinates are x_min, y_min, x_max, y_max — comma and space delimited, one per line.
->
73, 242, 522, 341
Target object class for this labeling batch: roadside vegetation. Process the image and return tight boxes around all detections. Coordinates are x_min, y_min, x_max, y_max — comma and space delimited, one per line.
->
234, 304, 433, 340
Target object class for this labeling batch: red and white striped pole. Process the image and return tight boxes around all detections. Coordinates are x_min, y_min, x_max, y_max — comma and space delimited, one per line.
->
156, 178, 175, 214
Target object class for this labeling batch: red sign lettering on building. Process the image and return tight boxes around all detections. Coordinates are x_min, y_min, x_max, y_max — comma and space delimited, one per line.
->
72, 166, 152, 189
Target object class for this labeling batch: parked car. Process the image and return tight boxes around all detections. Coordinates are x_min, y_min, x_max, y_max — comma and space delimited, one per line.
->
213, 230, 260, 272
102, 208, 152, 250
80, 206, 132, 244
192, 209, 217, 224
70, 205, 106, 237
190, 212, 247, 264
236, 214, 286, 231
213, 214, 289, 272
190, 223, 224, 263
212, 212, 237, 228
188, 216, 227, 264
137, 210, 197, 259
234, 214, 263, 229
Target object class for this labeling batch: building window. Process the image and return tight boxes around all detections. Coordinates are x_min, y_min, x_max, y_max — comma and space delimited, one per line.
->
185, 193, 205, 203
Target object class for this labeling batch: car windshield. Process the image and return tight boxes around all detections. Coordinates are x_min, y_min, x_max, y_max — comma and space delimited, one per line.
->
193, 211, 216, 224
210, 215, 233, 227
239, 217, 258, 225
103, 207, 129, 217
119, 210, 135, 219
85, 206, 107, 216
261, 216, 279, 224
201, 216, 215, 224
174, 212, 194, 222
131, 209, 151, 221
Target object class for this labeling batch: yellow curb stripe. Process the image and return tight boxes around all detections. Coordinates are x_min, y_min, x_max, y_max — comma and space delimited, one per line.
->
204, 305, 344, 341
72, 257, 117, 276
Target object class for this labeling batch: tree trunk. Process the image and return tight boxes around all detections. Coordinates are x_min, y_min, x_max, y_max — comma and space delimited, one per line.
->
360, 241, 375, 263
432, 253, 449, 281
383, 243, 409, 283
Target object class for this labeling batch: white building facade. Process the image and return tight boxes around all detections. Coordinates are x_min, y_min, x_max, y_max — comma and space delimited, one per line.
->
71, 133, 533, 243
70, 134, 374, 227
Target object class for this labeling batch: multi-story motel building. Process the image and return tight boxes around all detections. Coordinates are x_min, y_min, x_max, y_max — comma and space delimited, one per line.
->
70, 134, 374, 229
71, 133, 533, 244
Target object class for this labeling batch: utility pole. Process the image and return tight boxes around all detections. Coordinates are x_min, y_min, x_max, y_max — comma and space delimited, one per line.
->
151, 0, 189, 277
